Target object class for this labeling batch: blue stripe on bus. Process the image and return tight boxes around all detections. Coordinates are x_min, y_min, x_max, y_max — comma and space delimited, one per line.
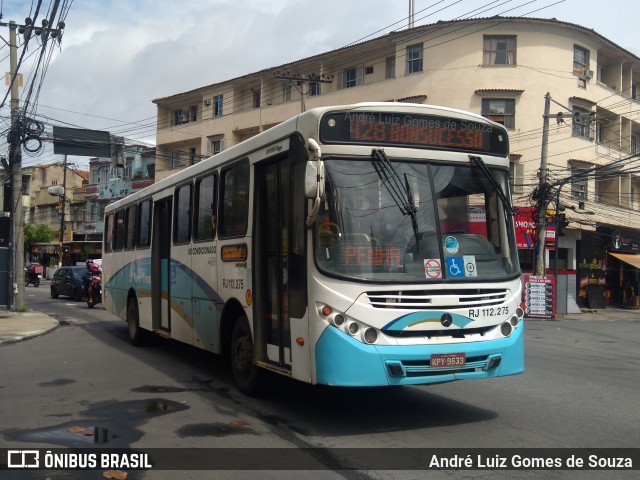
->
382, 311, 474, 331
104, 257, 224, 322
315, 323, 524, 386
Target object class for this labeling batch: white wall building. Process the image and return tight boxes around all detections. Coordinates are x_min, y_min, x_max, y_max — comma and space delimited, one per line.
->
153, 17, 640, 309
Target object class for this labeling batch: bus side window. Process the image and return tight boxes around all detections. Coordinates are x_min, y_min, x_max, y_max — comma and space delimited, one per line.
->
113, 209, 125, 251
174, 182, 193, 244
219, 161, 249, 238
194, 173, 217, 241
136, 199, 152, 248
124, 204, 136, 250
104, 214, 114, 253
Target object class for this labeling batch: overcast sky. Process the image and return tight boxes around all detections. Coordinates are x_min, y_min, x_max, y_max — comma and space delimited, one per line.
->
1, 0, 638, 169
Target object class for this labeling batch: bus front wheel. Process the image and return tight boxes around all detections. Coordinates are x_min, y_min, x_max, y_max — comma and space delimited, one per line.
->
127, 296, 145, 346
230, 319, 261, 395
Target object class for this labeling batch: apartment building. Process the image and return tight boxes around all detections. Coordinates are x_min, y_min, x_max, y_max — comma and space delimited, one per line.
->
22, 163, 89, 268
152, 16, 640, 310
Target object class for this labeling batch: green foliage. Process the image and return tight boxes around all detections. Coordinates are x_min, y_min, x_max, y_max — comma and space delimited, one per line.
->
24, 224, 55, 252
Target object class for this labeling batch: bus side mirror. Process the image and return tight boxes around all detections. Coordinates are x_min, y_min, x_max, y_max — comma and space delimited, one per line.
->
305, 160, 325, 199
305, 138, 325, 228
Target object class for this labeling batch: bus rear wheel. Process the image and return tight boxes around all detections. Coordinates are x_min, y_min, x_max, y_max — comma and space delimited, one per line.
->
230, 319, 261, 396
127, 296, 145, 346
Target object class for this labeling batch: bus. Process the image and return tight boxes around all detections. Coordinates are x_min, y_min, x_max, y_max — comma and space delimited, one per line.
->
103, 102, 524, 395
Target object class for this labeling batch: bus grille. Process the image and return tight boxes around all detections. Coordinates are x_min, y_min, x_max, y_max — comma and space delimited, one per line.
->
366, 288, 508, 310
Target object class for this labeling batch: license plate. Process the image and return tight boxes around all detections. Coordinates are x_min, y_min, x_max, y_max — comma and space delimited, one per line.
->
430, 353, 466, 368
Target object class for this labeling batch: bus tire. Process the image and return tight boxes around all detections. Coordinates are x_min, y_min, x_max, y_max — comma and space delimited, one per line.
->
230, 318, 261, 396
127, 296, 145, 346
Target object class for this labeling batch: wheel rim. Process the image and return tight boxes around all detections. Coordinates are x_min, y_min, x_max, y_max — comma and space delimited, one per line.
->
233, 334, 252, 377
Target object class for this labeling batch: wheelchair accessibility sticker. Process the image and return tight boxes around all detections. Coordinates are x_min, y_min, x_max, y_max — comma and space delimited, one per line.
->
446, 257, 465, 278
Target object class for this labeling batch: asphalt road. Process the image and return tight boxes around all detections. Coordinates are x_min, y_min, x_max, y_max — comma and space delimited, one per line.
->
0, 286, 638, 480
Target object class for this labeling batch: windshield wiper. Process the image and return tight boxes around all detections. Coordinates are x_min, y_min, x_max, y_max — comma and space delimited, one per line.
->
469, 155, 516, 216
371, 149, 420, 252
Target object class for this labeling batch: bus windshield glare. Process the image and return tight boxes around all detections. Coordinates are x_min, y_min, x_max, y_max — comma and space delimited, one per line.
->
314, 158, 519, 282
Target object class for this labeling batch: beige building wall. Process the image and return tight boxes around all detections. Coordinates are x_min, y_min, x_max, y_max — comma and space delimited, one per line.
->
153, 17, 640, 238
26, 163, 87, 240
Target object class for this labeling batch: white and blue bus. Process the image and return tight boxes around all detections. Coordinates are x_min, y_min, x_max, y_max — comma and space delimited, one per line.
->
103, 102, 524, 394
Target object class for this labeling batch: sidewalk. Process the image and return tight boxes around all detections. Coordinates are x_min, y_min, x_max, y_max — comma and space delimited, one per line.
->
0, 310, 59, 345
1, 305, 639, 347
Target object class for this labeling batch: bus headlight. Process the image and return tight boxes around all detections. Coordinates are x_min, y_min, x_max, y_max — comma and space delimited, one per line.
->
316, 303, 382, 344
500, 321, 513, 337
348, 322, 360, 335
363, 328, 378, 344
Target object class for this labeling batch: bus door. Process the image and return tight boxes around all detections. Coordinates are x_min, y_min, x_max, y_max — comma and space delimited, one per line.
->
152, 197, 172, 332
255, 159, 291, 367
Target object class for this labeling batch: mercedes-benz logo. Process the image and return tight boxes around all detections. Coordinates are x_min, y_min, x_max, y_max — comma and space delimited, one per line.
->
441, 313, 453, 327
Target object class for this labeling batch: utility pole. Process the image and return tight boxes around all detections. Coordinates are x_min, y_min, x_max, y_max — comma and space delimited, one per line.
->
58, 155, 67, 267
1, 10, 65, 309
534, 93, 551, 276
8, 21, 24, 308
273, 72, 334, 113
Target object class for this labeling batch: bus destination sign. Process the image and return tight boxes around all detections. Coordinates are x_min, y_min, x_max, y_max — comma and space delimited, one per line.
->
320, 111, 508, 155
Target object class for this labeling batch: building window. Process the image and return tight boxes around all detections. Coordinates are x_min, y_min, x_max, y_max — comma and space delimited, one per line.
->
174, 109, 189, 125
213, 95, 223, 118
189, 148, 198, 166
406, 43, 423, 74
341, 66, 363, 88
632, 135, 638, 155
190, 105, 198, 122
483, 36, 516, 65
510, 161, 524, 194
572, 107, 592, 139
570, 165, 589, 200
386, 56, 396, 79
170, 151, 182, 169
573, 45, 590, 77
309, 82, 321, 96
209, 138, 225, 156
283, 84, 292, 102
481, 99, 515, 129
253, 90, 261, 108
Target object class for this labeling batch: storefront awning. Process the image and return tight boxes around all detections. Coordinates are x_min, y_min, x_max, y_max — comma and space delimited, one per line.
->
609, 252, 640, 269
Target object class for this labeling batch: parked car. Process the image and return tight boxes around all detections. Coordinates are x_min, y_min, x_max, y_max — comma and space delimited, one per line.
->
50, 266, 88, 301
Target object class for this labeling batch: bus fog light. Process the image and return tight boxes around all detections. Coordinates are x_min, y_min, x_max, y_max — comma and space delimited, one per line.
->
510, 315, 519, 326
363, 327, 378, 344
348, 322, 360, 335
515, 307, 524, 318
333, 314, 345, 326
500, 322, 512, 336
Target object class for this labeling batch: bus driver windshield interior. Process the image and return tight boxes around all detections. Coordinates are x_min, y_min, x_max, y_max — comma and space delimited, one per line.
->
312, 151, 518, 282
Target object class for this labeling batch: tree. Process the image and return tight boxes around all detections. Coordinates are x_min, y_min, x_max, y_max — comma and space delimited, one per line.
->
24, 224, 54, 260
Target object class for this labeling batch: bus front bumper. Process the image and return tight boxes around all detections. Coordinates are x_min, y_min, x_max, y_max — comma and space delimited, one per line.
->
314, 323, 524, 386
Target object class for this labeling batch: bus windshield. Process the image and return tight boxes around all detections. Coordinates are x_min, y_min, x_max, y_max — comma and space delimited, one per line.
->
314, 157, 520, 282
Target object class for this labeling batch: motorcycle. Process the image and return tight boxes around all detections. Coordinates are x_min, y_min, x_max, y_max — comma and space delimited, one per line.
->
25, 264, 43, 287
86, 273, 102, 308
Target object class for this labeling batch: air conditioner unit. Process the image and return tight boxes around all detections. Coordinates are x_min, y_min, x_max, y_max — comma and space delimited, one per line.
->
203, 98, 212, 106
584, 69, 593, 79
